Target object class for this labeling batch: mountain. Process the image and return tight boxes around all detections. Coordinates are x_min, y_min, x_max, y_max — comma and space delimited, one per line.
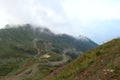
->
50, 38, 120, 80
0, 24, 98, 80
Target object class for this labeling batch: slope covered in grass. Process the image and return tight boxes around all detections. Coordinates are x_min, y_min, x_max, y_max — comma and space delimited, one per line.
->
51, 38, 120, 80
0, 24, 98, 80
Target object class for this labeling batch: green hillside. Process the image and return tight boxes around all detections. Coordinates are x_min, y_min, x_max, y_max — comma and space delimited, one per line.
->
0, 24, 98, 80
51, 38, 120, 80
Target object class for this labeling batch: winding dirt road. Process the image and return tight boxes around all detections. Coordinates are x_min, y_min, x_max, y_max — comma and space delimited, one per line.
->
1, 39, 70, 80
1, 63, 39, 80
39, 49, 69, 66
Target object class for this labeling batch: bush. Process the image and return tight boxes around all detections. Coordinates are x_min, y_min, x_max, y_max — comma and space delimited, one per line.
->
96, 50, 102, 56
0, 63, 17, 76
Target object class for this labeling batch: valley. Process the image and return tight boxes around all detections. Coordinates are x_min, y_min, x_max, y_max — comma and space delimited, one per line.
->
0, 24, 98, 80
0, 0, 120, 80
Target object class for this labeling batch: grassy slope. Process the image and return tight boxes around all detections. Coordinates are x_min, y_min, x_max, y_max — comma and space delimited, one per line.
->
0, 24, 98, 79
51, 38, 120, 80
0, 26, 35, 76
0, 25, 59, 79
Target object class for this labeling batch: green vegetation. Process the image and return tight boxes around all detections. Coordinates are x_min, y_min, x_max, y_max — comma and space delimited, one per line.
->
47, 53, 63, 61
0, 62, 18, 76
23, 65, 57, 80
0, 24, 97, 80
51, 38, 120, 80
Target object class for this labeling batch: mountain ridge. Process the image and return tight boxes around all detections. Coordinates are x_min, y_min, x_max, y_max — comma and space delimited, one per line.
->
0, 24, 98, 80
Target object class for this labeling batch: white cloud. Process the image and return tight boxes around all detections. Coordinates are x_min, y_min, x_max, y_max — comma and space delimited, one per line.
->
62, 0, 120, 21
0, 0, 66, 29
0, 0, 120, 44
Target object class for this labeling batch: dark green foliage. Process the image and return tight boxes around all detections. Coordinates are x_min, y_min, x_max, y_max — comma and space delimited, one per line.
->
66, 52, 78, 59
0, 63, 17, 76
51, 48, 63, 54
96, 50, 102, 56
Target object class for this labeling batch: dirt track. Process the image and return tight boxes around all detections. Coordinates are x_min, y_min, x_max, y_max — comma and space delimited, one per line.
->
1, 39, 70, 80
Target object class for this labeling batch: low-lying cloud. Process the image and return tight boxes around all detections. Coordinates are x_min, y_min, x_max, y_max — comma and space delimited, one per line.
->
0, 0, 120, 44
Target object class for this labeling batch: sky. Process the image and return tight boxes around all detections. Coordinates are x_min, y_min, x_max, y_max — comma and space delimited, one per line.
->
0, 0, 120, 44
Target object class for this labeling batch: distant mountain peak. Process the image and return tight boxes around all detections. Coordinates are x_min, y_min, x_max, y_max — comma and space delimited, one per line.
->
40, 28, 54, 35
79, 35, 89, 41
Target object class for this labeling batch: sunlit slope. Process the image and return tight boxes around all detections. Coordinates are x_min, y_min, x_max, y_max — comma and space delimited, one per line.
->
51, 38, 120, 80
